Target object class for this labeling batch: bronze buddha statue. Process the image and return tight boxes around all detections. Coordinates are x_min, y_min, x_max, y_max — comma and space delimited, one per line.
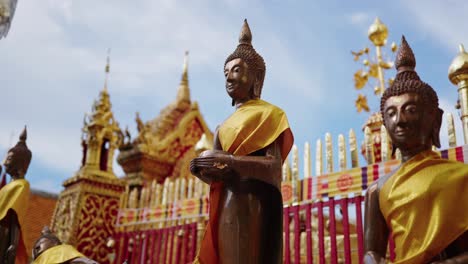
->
190, 19, 294, 264
0, 127, 32, 264
364, 36, 468, 264
32, 226, 98, 264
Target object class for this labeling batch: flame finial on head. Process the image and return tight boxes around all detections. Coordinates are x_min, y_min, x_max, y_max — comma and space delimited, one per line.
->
19, 126, 27, 142
41, 226, 52, 236
239, 19, 252, 46
395, 35, 416, 74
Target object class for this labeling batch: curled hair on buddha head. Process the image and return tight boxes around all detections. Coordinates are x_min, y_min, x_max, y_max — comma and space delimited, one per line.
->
32, 226, 62, 259
35, 226, 62, 246
6, 126, 32, 177
225, 19, 266, 103
380, 35, 443, 148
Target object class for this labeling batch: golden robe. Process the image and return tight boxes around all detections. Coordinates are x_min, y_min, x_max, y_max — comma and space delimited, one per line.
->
380, 150, 468, 264
195, 99, 294, 264
0, 179, 30, 263
32, 244, 85, 264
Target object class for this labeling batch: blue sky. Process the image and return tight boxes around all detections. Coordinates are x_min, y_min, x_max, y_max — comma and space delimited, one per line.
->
0, 0, 467, 193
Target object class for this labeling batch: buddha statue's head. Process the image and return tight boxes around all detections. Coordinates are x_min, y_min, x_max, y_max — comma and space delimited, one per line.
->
380, 36, 443, 160
224, 19, 266, 106
3, 127, 32, 180
32, 226, 62, 260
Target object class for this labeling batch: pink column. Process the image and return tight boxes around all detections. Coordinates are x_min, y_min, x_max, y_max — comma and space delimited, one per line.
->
317, 201, 325, 264
305, 204, 313, 264
354, 196, 364, 263
329, 198, 338, 264
293, 205, 301, 264
283, 206, 291, 264
341, 198, 352, 264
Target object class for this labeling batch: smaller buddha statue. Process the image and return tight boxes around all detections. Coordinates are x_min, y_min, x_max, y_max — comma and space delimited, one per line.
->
32, 226, 98, 264
364, 36, 468, 264
0, 126, 32, 263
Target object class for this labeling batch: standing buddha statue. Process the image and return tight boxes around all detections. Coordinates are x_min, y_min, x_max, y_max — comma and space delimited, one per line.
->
0, 127, 32, 264
364, 36, 468, 264
190, 19, 294, 264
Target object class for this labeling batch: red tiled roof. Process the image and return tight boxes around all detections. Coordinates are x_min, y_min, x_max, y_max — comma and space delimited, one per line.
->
23, 189, 58, 255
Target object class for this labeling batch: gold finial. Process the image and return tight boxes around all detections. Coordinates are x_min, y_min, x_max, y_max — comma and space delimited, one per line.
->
368, 17, 388, 46
448, 43, 468, 84
239, 19, 252, 46
177, 51, 191, 102
104, 49, 111, 91
182, 50, 188, 83
325, 133, 333, 173
395, 35, 416, 73
349, 129, 359, 168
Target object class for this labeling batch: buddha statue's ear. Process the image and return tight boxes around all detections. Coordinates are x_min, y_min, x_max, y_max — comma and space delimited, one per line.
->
252, 70, 264, 99
432, 108, 444, 148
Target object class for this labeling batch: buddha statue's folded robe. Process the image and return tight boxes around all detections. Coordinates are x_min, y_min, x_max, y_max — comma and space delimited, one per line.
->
0, 179, 30, 263
196, 99, 293, 264
32, 244, 88, 264
380, 150, 468, 264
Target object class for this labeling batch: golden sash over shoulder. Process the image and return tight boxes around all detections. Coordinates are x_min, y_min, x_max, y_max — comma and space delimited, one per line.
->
32, 244, 85, 264
0, 179, 30, 262
380, 150, 468, 264
218, 99, 293, 161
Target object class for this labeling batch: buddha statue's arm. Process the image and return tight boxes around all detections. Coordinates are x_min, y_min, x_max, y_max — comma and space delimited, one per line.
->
5, 211, 20, 264
363, 183, 388, 264
190, 133, 282, 188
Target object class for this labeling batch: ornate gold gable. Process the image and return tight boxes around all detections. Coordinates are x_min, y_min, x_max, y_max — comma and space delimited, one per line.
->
118, 52, 213, 184
51, 54, 125, 264
78, 56, 123, 179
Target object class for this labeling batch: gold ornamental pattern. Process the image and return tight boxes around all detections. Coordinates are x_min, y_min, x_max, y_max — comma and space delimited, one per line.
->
77, 193, 120, 264
50, 191, 80, 245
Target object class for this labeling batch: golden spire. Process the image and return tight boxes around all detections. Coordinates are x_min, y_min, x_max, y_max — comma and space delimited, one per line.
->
368, 17, 388, 47
449, 44, 468, 84
104, 48, 111, 91
176, 51, 191, 102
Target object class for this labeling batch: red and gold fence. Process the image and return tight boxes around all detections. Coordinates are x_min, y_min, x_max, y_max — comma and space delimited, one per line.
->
114, 143, 468, 264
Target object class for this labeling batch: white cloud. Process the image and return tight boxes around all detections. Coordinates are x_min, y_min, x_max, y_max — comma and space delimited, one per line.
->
0, 0, 323, 190
349, 12, 371, 26
402, 1, 468, 50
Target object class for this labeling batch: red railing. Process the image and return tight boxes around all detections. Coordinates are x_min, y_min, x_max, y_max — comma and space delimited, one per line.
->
284, 196, 366, 264
114, 223, 198, 264
114, 195, 399, 264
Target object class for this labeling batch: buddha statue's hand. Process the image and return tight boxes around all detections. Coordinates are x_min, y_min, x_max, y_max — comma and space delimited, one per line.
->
6, 245, 16, 263
190, 151, 233, 182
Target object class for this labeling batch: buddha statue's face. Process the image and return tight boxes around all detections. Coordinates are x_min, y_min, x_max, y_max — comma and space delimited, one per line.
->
224, 58, 254, 105
3, 150, 25, 179
3, 151, 18, 178
32, 237, 60, 259
383, 92, 433, 155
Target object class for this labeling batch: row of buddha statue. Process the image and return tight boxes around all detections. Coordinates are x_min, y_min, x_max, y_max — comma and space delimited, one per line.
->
1, 18, 467, 264
188, 20, 468, 264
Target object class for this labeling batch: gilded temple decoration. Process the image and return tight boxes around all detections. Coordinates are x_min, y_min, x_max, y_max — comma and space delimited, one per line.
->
352, 17, 396, 112
51, 53, 125, 264
351, 18, 396, 163
449, 44, 468, 144
79, 53, 123, 179
117, 52, 213, 184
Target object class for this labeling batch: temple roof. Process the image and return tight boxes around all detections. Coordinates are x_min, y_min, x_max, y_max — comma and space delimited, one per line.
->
118, 52, 213, 183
